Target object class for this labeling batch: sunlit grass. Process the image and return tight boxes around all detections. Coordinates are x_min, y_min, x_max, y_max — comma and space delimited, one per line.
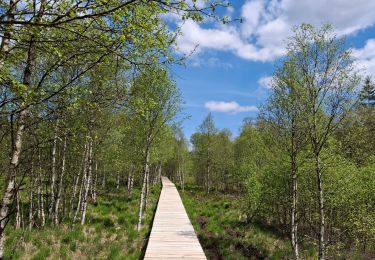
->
6, 186, 160, 259
181, 185, 316, 259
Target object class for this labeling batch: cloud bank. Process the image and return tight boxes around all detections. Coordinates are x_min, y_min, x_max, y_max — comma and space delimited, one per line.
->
352, 39, 375, 78
176, 0, 375, 63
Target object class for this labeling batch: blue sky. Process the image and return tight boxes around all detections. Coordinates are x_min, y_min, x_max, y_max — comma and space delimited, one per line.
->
170, 0, 375, 140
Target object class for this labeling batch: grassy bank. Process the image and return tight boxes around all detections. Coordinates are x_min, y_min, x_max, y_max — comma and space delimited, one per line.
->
181, 186, 317, 260
6, 186, 160, 259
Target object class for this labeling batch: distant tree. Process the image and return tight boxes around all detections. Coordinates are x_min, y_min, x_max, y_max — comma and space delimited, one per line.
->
360, 76, 375, 107
191, 113, 217, 193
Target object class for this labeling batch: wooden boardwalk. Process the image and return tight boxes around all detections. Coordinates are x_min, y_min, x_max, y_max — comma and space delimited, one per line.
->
144, 177, 206, 259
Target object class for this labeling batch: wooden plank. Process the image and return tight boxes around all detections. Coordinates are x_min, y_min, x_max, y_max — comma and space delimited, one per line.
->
144, 177, 206, 259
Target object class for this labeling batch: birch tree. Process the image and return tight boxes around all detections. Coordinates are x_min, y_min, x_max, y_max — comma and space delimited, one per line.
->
285, 24, 360, 259
127, 66, 181, 231
261, 63, 307, 260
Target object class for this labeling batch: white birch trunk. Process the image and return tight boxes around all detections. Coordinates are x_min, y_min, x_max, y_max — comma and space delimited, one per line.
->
137, 151, 150, 231
73, 142, 88, 223
0, 0, 14, 69
0, 108, 26, 258
38, 151, 46, 227
70, 141, 87, 218
29, 159, 34, 230
91, 161, 98, 202
16, 193, 21, 229
144, 166, 150, 209
316, 154, 325, 260
54, 133, 67, 225
49, 121, 59, 217
116, 171, 120, 190
80, 138, 93, 225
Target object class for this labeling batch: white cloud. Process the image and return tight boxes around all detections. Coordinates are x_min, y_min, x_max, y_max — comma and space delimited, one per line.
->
176, 0, 375, 62
176, 20, 279, 61
205, 101, 258, 114
352, 39, 375, 77
258, 76, 273, 89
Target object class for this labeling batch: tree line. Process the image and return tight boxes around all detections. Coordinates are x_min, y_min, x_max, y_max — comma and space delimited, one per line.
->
185, 25, 375, 259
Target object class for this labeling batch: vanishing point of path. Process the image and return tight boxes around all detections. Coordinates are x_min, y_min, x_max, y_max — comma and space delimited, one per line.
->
144, 177, 206, 259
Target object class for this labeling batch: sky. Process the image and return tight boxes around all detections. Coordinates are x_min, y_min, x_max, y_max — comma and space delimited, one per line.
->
170, 0, 375, 140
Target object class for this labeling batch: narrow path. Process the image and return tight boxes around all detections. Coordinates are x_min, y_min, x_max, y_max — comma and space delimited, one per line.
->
144, 177, 206, 259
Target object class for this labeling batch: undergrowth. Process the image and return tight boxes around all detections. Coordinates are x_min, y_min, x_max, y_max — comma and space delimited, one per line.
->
181, 185, 317, 260
6, 186, 160, 259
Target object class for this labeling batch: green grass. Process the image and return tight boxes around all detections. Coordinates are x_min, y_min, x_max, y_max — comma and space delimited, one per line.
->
5, 186, 160, 259
181, 185, 316, 260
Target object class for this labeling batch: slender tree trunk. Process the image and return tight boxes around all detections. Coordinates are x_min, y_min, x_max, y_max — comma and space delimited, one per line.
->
38, 151, 46, 227
145, 166, 150, 209
316, 153, 325, 260
54, 133, 67, 225
158, 163, 162, 184
0, 0, 14, 69
73, 140, 89, 223
127, 169, 132, 193
116, 171, 120, 189
81, 138, 93, 225
129, 172, 134, 196
291, 156, 299, 260
29, 159, 35, 230
49, 121, 59, 217
206, 162, 210, 194
15, 192, 21, 229
137, 150, 150, 231
91, 161, 98, 203
181, 167, 184, 192
70, 141, 87, 218
0, 108, 26, 257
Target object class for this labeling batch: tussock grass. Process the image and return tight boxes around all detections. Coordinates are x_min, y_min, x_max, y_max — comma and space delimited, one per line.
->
6, 186, 160, 259
181, 186, 317, 259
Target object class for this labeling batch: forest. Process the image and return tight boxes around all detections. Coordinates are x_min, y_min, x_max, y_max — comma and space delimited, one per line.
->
0, 0, 375, 259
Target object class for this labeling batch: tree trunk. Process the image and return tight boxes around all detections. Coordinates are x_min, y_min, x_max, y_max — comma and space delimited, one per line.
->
81, 138, 93, 225
206, 162, 210, 194
49, 121, 59, 217
73, 140, 89, 223
129, 172, 134, 196
137, 151, 150, 231
37, 151, 46, 227
158, 163, 162, 184
29, 159, 35, 230
0, 0, 14, 69
181, 166, 185, 192
145, 165, 150, 209
54, 133, 67, 225
91, 161, 98, 203
15, 193, 21, 229
316, 154, 325, 260
291, 156, 299, 260
127, 168, 132, 193
70, 141, 87, 218
116, 171, 120, 189
0, 107, 26, 258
